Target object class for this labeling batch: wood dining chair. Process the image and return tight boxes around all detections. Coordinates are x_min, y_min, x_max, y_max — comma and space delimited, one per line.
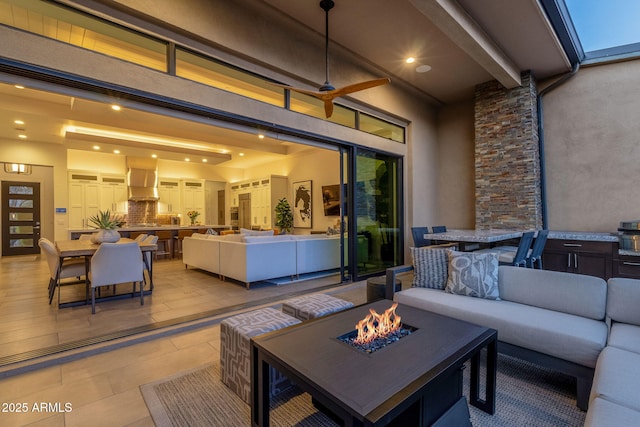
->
89, 242, 144, 314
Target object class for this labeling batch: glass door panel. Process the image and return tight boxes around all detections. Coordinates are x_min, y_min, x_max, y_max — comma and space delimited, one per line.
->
353, 149, 402, 277
2, 181, 41, 256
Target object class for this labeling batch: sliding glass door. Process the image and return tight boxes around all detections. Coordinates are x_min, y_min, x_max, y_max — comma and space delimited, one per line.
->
345, 148, 402, 279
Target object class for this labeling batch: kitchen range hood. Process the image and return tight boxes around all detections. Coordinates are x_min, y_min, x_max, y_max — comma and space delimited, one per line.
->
127, 157, 159, 201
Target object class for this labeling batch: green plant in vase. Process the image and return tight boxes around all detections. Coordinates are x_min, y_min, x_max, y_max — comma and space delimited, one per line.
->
88, 210, 125, 243
274, 197, 293, 234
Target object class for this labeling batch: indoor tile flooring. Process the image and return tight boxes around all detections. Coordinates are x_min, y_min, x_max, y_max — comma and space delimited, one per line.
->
0, 253, 375, 426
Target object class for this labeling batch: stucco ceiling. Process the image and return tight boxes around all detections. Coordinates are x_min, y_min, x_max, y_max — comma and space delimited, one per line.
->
1, 0, 572, 165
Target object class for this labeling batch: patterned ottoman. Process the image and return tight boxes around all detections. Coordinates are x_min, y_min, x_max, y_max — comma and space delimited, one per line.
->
220, 307, 301, 404
282, 293, 354, 321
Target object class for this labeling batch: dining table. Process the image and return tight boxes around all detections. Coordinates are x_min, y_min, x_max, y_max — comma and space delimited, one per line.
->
54, 238, 158, 308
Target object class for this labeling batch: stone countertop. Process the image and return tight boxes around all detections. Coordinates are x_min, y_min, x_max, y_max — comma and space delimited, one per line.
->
619, 249, 640, 257
547, 231, 619, 242
68, 224, 231, 233
423, 229, 525, 243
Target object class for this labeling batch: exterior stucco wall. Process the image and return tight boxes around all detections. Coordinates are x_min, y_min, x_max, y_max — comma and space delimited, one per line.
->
543, 59, 640, 232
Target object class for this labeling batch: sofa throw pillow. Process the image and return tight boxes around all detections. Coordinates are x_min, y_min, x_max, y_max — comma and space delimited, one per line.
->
410, 246, 451, 289
445, 250, 500, 300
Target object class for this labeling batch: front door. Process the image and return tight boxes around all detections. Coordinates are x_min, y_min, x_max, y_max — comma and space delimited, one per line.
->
2, 181, 41, 256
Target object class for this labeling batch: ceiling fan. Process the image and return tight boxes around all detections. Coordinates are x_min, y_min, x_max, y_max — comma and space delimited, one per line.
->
273, 0, 390, 118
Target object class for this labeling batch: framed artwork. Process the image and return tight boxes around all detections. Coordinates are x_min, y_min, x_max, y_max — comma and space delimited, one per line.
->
293, 180, 312, 228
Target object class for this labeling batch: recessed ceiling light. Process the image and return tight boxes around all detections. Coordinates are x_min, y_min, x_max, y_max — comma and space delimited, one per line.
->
239, 153, 245, 157
111, 104, 121, 111
18, 134, 27, 139
258, 134, 265, 139
14, 85, 24, 89
202, 159, 207, 163
113, 149, 120, 154
14, 120, 24, 125
416, 64, 432, 73
185, 158, 190, 162
406, 57, 416, 64
93, 145, 100, 150
151, 154, 157, 158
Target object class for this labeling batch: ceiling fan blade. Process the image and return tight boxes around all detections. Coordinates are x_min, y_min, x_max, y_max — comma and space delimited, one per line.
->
331, 77, 391, 97
323, 100, 335, 118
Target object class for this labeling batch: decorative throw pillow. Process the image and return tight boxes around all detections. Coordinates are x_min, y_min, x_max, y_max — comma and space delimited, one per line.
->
410, 246, 451, 289
445, 250, 500, 300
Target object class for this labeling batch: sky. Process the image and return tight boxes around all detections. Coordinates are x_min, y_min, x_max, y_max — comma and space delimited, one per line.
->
565, 0, 640, 52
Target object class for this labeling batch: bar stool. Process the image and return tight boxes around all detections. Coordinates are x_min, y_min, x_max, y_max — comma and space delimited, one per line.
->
154, 230, 173, 259
173, 229, 194, 258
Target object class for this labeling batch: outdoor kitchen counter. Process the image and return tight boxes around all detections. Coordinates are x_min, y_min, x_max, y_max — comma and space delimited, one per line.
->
547, 231, 618, 242
68, 224, 231, 239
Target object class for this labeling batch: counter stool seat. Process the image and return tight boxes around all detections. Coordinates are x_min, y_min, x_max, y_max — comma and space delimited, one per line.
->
282, 293, 354, 321
154, 230, 173, 259
220, 307, 301, 403
173, 229, 194, 257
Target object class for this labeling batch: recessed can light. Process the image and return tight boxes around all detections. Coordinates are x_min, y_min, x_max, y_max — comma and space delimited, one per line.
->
416, 64, 432, 73
239, 153, 245, 157
185, 158, 190, 162
406, 57, 416, 64
114, 149, 120, 154
202, 159, 208, 162
111, 105, 121, 111
93, 145, 100, 150
18, 134, 27, 139
14, 120, 24, 125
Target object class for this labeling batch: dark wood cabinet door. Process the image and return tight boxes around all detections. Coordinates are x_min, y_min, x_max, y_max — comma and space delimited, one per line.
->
574, 251, 610, 280
541, 250, 570, 273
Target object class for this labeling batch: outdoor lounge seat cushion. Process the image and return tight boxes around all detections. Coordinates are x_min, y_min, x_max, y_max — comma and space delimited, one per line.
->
394, 286, 607, 368
584, 397, 640, 427
607, 323, 640, 354
589, 346, 640, 412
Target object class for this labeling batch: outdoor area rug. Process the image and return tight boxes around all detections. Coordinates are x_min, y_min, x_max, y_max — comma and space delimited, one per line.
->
141, 354, 586, 426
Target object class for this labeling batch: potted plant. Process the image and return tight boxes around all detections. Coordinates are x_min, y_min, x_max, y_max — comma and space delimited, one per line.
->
88, 210, 125, 243
274, 197, 293, 234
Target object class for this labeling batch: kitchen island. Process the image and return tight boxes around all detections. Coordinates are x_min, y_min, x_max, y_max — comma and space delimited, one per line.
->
68, 224, 232, 240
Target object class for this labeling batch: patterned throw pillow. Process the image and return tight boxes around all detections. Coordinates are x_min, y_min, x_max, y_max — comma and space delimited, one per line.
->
410, 246, 451, 289
445, 250, 500, 300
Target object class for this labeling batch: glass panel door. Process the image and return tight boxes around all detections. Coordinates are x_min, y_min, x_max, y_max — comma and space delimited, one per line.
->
352, 149, 402, 277
2, 181, 41, 256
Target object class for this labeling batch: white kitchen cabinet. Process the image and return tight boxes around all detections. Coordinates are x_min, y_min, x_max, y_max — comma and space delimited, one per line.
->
68, 171, 101, 229
182, 180, 205, 224
100, 175, 127, 214
157, 179, 181, 214
230, 176, 287, 229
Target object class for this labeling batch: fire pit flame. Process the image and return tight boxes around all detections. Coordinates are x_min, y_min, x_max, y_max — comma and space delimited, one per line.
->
354, 303, 402, 345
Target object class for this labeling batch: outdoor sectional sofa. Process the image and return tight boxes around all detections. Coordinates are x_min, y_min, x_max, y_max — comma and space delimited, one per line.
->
584, 277, 640, 426
386, 257, 609, 411
182, 232, 354, 288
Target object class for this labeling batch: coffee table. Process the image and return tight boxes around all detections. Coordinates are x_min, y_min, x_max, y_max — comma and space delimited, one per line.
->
251, 300, 497, 426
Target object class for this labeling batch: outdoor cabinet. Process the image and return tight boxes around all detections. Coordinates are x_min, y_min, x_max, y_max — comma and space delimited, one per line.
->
542, 239, 614, 280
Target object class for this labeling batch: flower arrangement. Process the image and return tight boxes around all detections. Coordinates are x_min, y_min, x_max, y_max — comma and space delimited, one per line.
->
187, 210, 200, 225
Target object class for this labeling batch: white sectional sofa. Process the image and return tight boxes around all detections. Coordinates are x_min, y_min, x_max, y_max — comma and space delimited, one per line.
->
584, 277, 640, 426
387, 263, 608, 410
183, 233, 346, 288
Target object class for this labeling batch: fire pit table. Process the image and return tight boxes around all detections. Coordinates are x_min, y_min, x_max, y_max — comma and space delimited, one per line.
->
251, 300, 497, 426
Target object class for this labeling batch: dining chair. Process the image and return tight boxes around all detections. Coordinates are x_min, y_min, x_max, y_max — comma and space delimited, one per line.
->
497, 231, 535, 267
38, 238, 87, 305
133, 233, 148, 242
89, 242, 144, 314
526, 229, 549, 269
143, 235, 158, 288
411, 227, 431, 247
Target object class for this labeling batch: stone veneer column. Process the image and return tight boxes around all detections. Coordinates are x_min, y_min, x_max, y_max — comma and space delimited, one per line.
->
474, 71, 542, 230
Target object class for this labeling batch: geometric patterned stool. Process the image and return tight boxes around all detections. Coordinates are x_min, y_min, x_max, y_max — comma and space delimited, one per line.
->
220, 307, 301, 404
282, 293, 354, 321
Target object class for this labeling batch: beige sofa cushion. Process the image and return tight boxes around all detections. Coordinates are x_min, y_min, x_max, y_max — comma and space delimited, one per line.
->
498, 266, 607, 320
607, 278, 640, 326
